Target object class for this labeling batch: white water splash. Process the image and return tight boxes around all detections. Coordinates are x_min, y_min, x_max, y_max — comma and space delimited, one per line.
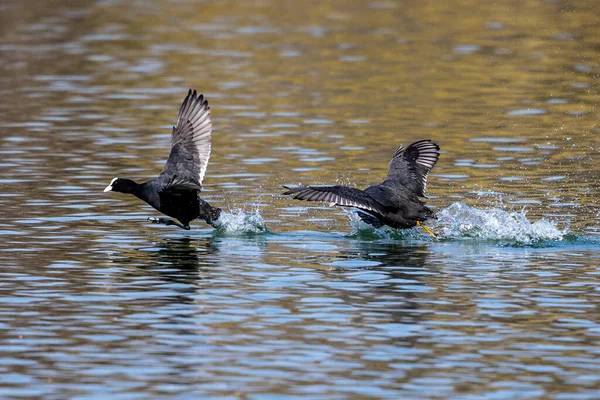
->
213, 209, 268, 234
347, 202, 568, 245
433, 202, 568, 244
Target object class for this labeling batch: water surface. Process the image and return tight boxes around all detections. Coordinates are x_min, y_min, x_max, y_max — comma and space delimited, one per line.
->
1, 0, 599, 398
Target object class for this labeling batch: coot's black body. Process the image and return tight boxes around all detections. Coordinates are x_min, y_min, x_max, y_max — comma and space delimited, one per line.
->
104, 89, 221, 230
283, 140, 440, 231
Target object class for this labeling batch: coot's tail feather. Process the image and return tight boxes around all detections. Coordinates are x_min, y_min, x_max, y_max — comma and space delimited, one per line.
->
198, 197, 221, 227
356, 211, 385, 228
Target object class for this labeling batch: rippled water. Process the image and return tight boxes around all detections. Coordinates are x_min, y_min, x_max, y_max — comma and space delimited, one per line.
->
1, 0, 599, 398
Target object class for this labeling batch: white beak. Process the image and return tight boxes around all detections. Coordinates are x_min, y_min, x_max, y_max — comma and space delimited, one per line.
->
104, 177, 118, 192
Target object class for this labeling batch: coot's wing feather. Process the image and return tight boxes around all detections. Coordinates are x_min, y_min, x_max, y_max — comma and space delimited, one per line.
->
385, 140, 440, 197
282, 184, 383, 215
159, 89, 212, 191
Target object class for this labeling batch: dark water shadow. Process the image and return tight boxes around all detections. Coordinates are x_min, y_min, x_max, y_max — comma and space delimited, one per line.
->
109, 237, 218, 304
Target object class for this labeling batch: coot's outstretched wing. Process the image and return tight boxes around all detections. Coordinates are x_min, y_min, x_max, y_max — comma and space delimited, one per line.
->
384, 140, 440, 197
282, 184, 383, 214
159, 89, 212, 191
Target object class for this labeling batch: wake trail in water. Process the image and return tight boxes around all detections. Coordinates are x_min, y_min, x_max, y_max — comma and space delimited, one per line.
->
213, 209, 268, 235
349, 202, 569, 245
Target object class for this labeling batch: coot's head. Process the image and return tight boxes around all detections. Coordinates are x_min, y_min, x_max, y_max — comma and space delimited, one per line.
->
103, 177, 138, 194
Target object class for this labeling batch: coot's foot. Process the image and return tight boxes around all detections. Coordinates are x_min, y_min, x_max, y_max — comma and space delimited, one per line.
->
147, 217, 190, 230
416, 221, 436, 238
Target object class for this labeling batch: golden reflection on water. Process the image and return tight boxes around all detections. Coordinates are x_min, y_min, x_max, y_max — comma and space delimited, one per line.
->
1, 0, 597, 232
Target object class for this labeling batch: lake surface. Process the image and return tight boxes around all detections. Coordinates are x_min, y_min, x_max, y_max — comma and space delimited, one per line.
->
1, 0, 599, 398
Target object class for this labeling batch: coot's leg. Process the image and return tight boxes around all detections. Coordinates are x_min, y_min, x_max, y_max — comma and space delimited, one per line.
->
416, 221, 436, 238
147, 217, 190, 230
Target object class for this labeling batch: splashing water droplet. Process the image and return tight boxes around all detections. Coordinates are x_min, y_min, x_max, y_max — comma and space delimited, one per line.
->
344, 202, 568, 245
432, 202, 568, 244
213, 209, 268, 235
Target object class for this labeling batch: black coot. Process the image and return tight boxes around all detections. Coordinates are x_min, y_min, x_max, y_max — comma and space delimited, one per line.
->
283, 140, 440, 236
104, 89, 221, 230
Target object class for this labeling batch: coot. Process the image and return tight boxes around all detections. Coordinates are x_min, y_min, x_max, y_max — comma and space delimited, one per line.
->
104, 89, 221, 230
283, 140, 440, 236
